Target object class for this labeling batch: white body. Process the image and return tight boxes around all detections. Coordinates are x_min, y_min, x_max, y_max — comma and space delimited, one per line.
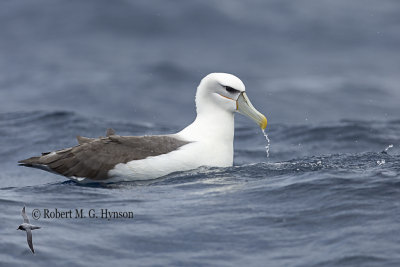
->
107, 111, 235, 182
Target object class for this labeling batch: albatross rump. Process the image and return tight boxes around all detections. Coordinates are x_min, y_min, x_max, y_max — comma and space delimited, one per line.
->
19, 73, 267, 183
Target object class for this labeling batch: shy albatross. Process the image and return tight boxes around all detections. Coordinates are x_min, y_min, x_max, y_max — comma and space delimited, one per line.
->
19, 73, 267, 183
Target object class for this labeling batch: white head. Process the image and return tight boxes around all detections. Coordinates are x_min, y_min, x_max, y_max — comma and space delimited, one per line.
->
195, 73, 267, 129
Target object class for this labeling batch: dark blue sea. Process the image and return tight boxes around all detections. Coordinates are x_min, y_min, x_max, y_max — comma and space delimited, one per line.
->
1, 1, 400, 266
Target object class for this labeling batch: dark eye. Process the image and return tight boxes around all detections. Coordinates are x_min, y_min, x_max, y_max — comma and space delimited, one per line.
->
225, 86, 238, 94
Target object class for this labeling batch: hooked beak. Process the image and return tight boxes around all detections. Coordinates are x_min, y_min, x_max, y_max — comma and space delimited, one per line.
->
236, 92, 267, 130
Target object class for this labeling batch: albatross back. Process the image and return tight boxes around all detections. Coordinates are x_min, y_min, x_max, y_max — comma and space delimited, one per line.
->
19, 133, 190, 180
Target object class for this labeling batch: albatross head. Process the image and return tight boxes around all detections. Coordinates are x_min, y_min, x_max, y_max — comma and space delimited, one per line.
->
196, 73, 267, 130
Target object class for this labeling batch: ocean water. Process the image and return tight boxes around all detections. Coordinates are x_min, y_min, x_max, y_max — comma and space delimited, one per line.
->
1, 1, 400, 266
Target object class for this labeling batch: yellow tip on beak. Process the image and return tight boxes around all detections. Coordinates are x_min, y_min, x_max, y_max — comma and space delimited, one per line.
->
260, 115, 268, 130
236, 92, 268, 130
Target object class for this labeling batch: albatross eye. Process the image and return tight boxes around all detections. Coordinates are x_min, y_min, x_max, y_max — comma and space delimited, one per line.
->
225, 86, 239, 94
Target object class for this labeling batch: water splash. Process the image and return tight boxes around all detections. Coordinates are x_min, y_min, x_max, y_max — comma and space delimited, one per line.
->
378, 144, 392, 165
377, 159, 386, 166
262, 129, 270, 158
383, 144, 393, 154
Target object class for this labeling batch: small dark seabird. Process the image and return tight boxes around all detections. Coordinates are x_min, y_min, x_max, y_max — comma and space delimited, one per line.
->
19, 73, 267, 183
17, 206, 41, 254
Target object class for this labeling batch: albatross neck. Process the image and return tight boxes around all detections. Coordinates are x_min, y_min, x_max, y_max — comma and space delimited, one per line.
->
178, 109, 235, 142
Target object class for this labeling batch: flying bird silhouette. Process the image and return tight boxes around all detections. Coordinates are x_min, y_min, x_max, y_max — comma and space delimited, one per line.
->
17, 206, 41, 253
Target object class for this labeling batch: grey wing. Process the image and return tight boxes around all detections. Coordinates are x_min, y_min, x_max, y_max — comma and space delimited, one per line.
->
26, 229, 34, 253
19, 135, 190, 180
76, 136, 95, 145
21, 206, 29, 224
76, 128, 115, 145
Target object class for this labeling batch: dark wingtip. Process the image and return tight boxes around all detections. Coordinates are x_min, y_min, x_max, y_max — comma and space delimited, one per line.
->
18, 157, 41, 166
18, 163, 30, 167
18, 160, 30, 166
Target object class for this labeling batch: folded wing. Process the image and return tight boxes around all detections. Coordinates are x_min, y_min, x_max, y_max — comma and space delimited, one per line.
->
19, 134, 190, 180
